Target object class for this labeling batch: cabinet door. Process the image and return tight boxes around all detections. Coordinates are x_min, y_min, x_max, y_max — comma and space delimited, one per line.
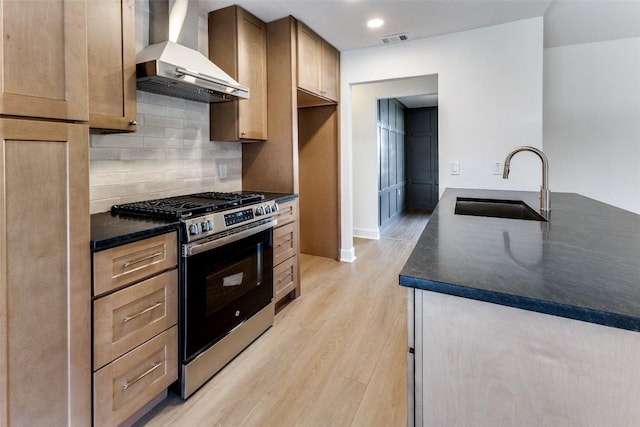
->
296, 20, 339, 105
93, 269, 178, 370
94, 326, 178, 427
0, 0, 88, 121
0, 119, 90, 426
321, 41, 339, 102
87, 0, 137, 132
237, 7, 267, 140
296, 22, 322, 95
209, 6, 267, 142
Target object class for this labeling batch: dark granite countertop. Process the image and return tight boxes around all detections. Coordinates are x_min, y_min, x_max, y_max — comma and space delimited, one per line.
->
258, 192, 298, 204
90, 212, 179, 252
90, 192, 298, 252
399, 188, 640, 332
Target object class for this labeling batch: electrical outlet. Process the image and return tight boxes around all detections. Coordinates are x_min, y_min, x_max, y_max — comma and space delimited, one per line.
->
218, 164, 228, 179
493, 161, 503, 175
450, 161, 460, 175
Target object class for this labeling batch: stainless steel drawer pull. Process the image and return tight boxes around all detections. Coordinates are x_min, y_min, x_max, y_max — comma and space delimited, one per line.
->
122, 302, 163, 323
122, 251, 163, 268
122, 362, 163, 390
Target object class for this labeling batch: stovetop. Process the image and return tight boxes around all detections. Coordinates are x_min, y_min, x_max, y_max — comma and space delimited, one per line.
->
111, 192, 265, 220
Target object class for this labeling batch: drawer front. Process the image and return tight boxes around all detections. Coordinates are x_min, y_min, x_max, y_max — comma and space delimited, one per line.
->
93, 269, 178, 370
273, 199, 298, 227
94, 326, 178, 427
93, 232, 178, 296
274, 222, 297, 266
274, 254, 298, 303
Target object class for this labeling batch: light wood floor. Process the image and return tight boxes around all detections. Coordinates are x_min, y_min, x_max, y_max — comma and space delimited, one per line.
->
135, 212, 430, 427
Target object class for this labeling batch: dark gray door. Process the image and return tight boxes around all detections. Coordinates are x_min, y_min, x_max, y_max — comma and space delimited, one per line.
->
378, 99, 406, 228
407, 107, 438, 211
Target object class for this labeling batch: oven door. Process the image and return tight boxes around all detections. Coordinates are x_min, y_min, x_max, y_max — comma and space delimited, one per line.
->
182, 226, 273, 362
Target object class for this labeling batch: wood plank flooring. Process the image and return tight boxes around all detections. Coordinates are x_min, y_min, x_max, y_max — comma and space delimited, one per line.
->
134, 212, 430, 427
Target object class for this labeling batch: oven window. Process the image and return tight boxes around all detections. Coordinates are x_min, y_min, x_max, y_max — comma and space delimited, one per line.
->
183, 228, 273, 361
204, 250, 261, 317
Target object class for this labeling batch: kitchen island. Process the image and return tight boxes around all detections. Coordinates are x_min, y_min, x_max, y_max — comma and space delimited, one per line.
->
400, 188, 640, 426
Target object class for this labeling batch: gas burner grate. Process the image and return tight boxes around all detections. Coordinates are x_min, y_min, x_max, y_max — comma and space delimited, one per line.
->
190, 192, 265, 204
111, 198, 217, 219
110, 192, 267, 220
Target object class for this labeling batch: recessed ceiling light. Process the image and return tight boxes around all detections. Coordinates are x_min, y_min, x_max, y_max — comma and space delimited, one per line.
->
367, 18, 384, 29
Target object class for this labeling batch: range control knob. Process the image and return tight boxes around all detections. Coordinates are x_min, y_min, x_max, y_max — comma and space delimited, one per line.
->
201, 220, 212, 232
189, 223, 201, 235
265, 205, 271, 214
272, 202, 279, 213
255, 206, 265, 216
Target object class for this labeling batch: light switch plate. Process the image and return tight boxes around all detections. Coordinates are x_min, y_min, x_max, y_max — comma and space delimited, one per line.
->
450, 161, 460, 175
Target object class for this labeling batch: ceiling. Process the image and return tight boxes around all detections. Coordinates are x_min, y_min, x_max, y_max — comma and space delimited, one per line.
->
197, 0, 640, 108
199, 0, 640, 52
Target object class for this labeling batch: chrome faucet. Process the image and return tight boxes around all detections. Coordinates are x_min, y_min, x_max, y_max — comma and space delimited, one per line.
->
502, 146, 550, 212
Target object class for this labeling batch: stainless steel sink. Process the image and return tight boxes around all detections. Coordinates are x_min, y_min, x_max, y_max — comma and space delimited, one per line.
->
454, 197, 547, 221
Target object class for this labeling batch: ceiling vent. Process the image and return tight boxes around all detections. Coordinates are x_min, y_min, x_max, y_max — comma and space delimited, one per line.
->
380, 32, 410, 44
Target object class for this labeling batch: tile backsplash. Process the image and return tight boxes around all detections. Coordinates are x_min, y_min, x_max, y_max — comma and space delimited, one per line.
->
89, 91, 242, 214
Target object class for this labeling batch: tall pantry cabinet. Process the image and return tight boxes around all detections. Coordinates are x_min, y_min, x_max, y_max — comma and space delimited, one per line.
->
243, 16, 340, 260
0, 1, 91, 426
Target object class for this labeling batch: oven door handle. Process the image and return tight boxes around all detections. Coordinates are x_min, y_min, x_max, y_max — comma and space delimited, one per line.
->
183, 219, 277, 257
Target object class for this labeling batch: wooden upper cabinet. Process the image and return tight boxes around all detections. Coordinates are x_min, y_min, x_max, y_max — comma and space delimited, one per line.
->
296, 23, 322, 96
87, 0, 137, 133
209, 6, 267, 142
0, 0, 89, 121
296, 21, 339, 105
320, 41, 339, 102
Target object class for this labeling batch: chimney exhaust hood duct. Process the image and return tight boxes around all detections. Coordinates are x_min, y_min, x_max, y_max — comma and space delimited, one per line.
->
136, 0, 249, 103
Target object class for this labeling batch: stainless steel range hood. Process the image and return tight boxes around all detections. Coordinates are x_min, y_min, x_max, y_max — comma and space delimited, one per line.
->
136, 0, 249, 103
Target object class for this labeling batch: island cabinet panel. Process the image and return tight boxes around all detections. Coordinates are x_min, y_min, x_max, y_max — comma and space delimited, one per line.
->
92, 231, 178, 426
0, 0, 88, 121
296, 21, 339, 105
0, 119, 91, 426
411, 290, 640, 427
209, 5, 267, 142
87, 0, 137, 133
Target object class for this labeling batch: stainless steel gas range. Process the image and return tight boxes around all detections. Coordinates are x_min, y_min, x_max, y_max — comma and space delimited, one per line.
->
112, 191, 279, 398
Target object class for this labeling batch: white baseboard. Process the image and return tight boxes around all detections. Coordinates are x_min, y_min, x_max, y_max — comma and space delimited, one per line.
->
340, 247, 356, 263
353, 227, 380, 240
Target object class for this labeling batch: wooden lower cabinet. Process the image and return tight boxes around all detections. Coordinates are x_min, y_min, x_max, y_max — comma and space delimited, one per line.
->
273, 199, 301, 306
274, 255, 298, 303
93, 270, 178, 370
92, 231, 178, 426
0, 119, 90, 426
93, 232, 178, 297
94, 326, 178, 427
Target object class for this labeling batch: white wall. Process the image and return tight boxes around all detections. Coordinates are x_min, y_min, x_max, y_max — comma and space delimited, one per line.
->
89, 0, 241, 214
544, 37, 640, 214
352, 75, 438, 239
340, 18, 544, 259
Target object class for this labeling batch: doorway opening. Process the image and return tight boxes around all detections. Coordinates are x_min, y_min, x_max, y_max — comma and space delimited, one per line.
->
377, 97, 438, 233
351, 74, 438, 241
